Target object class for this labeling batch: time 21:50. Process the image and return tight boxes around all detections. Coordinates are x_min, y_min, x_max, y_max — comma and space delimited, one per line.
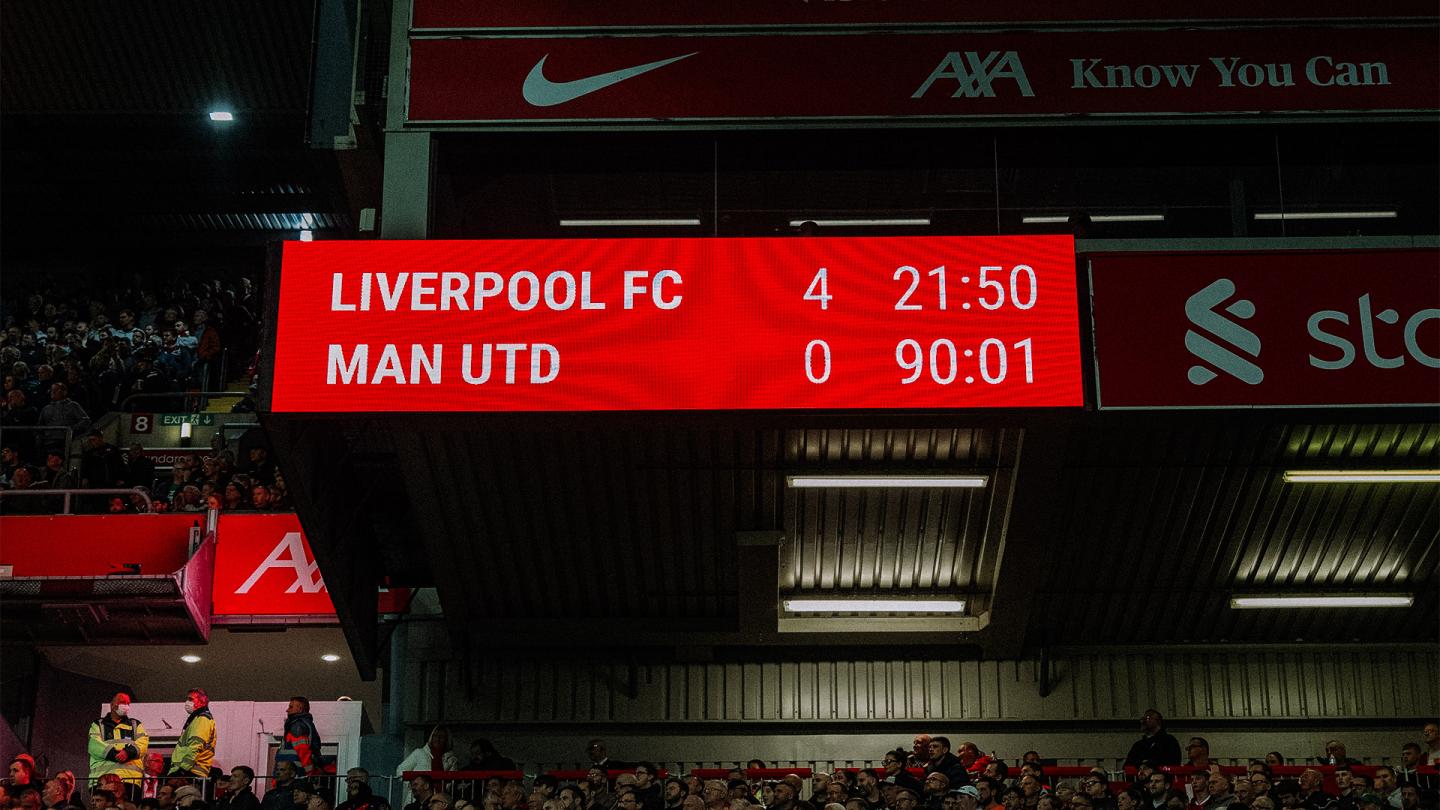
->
894, 265, 1037, 311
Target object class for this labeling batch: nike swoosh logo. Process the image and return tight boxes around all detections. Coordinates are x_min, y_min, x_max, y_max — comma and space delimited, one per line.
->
522, 52, 698, 107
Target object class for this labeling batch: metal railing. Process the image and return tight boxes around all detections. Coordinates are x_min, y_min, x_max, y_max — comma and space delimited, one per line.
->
0, 486, 154, 515
118, 391, 250, 413
0, 424, 76, 457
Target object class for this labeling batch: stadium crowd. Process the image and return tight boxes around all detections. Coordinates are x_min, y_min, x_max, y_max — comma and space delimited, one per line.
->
0, 269, 285, 514
3, 707, 1436, 810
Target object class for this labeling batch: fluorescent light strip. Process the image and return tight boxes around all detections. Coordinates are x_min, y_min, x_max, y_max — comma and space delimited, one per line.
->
784, 598, 966, 613
1230, 595, 1413, 609
789, 218, 931, 227
559, 218, 701, 227
1284, 469, 1440, 484
1253, 211, 1397, 221
787, 474, 988, 489
1022, 214, 1165, 224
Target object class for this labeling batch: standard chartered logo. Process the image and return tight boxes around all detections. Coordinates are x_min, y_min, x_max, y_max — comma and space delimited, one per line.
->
1184, 278, 1264, 385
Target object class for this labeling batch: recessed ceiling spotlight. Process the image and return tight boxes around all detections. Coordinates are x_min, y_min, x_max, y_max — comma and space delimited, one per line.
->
180, 654, 202, 664
208, 111, 235, 122
321, 654, 341, 662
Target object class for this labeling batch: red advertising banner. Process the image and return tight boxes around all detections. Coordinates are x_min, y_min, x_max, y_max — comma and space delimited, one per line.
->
407, 27, 1437, 124
267, 237, 1083, 412
0, 515, 196, 576
1089, 250, 1440, 408
413, 0, 1438, 30
213, 513, 334, 616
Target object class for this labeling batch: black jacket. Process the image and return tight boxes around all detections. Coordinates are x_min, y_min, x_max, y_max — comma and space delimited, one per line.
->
925, 754, 970, 788
1124, 730, 1182, 767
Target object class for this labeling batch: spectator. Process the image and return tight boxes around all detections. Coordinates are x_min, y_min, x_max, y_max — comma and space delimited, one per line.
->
1083, 775, 1115, 810
216, 768, 259, 810
38, 450, 77, 489
1187, 740, 1214, 771
588, 769, 617, 810
925, 775, 951, 810
92, 791, 118, 810
88, 693, 148, 798
1127, 712, 1183, 768
1206, 773, 1235, 809
926, 739, 970, 789
41, 779, 75, 810
170, 689, 216, 779
1371, 769, 1400, 810
261, 763, 300, 810
2, 390, 39, 460
700, 782, 726, 810
1187, 772, 1213, 810
1116, 792, 1143, 810
1266, 755, 1286, 768
124, 445, 156, 492
399, 730, 460, 804
910, 738, 935, 770
1321, 743, 1360, 768
1250, 774, 1273, 802
1298, 772, 1332, 810
1424, 723, 1440, 765
663, 781, 685, 810
336, 769, 390, 810
1272, 783, 1302, 810
809, 775, 834, 809
957, 745, 992, 777
853, 771, 884, 810
37, 382, 89, 455
463, 740, 516, 772
172, 787, 203, 810
192, 310, 222, 390
80, 431, 124, 489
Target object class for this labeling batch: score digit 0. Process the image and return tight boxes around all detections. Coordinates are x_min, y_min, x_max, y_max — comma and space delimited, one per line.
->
805, 339, 832, 383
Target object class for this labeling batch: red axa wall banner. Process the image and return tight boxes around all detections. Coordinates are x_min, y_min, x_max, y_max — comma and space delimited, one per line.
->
266, 237, 1084, 412
1090, 249, 1440, 408
407, 27, 1437, 124
213, 513, 334, 616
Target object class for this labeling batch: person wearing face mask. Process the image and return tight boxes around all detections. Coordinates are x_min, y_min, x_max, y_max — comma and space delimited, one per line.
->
88, 693, 149, 800
170, 689, 217, 781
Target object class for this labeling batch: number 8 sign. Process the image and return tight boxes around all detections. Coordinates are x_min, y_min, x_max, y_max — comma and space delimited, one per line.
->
130, 413, 153, 434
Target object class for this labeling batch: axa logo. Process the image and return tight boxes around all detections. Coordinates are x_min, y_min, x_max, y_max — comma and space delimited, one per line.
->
1184, 278, 1264, 385
913, 51, 1035, 99
235, 532, 327, 594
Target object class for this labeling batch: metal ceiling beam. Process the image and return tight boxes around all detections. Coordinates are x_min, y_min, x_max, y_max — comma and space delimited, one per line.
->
976, 417, 1072, 658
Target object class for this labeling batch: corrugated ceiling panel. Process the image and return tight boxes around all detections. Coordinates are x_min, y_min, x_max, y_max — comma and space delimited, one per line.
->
403, 646, 1440, 725
1035, 423, 1439, 645
783, 428, 1013, 595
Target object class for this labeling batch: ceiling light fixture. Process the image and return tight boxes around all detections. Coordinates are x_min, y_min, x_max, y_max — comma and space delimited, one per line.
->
789, 218, 931, 227
1283, 469, 1440, 484
559, 218, 700, 227
784, 598, 966, 613
320, 653, 341, 662
1230, 594, 1413, 609
180, 654, 202, 663
787, 474, 988, 488
299, 230, 314, 242
1253, 210, 1397, 221
1022, 214, 1165, 224
208, 111, 235, 122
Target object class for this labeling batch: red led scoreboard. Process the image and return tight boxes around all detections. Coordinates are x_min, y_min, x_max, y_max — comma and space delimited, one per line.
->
269, 237, 1082, 412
